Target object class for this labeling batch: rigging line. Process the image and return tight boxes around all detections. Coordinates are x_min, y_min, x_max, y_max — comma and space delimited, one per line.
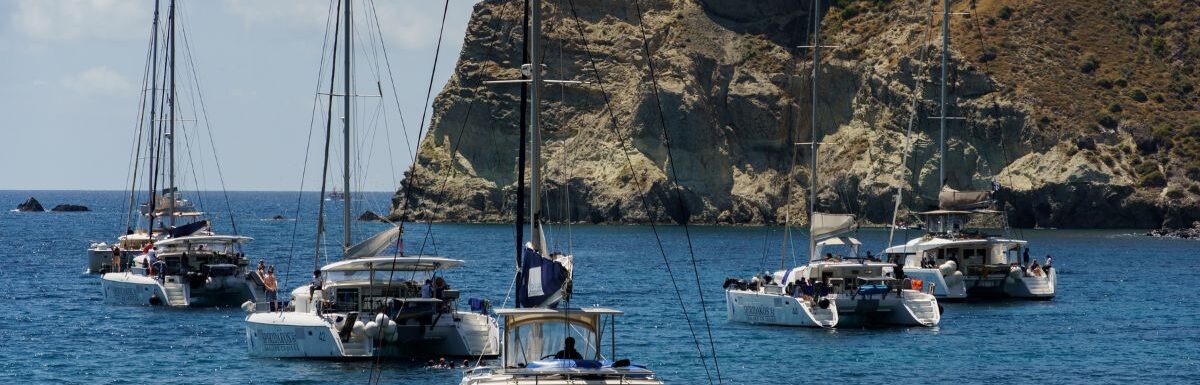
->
284, 0, 339, 289
365, 0, 415, 174
360, 2, 400, 188
370, 2, 452, 383
629, 1, 722, 382
125, 20, 158, 234
563, 0, 714, 383
392, 0, 454, 256
889, 0, 936, 247
315, 0, 345, 270
965, 0, 1020, 239
176, 9, 238, 235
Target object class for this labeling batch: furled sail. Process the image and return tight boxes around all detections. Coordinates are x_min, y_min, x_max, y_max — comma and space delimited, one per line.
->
938, 186, 993, 210
811, 213, 857, 241
344, 226, 401, 259
167, 220, 209, 238
516, 244, 572, 308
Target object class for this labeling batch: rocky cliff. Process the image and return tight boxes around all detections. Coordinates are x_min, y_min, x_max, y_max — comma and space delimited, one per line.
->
394, 0, 1200, 228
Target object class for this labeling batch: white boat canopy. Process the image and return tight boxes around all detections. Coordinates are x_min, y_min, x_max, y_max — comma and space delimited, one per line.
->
154, 235, 253, 247
816, 237, 863, 247
321, 256, 464, 272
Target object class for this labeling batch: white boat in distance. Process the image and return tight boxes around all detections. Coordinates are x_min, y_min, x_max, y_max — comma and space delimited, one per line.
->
244, 256, 498, 358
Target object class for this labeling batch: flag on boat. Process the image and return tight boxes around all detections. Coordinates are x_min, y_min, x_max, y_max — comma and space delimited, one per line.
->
516, 244, 571, 308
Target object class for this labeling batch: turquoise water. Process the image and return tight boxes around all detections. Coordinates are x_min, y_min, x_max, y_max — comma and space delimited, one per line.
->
1, 190, 1197, 384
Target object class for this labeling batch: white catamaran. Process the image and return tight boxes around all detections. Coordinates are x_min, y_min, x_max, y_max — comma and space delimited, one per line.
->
244, 0, 498, 359
463, 0, 661, 383
883, 0, 1054, 301
725, 0, 940, 328
98, 0, 258, 308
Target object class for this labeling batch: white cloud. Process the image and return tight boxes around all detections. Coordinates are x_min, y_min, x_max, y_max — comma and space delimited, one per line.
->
222, 0, 468, 50
60, 66, 134, 95
10, 0, 144, 41
223, 0, 331, 30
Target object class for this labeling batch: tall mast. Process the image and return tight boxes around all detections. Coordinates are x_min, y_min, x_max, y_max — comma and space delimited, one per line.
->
167, 0, 177, 227
939, 0, 948, 191
807, 0, 821, 260
342, 0, 353, 249
529, 0, 546, 255
515, 0, 530, 267
145, 0, 162, 233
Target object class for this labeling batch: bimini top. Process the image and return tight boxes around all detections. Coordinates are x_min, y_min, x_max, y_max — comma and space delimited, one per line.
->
155, 235, 253, 247
494, 307, 624, 317
884, 236, 1027, 254
320, 256, 464, 272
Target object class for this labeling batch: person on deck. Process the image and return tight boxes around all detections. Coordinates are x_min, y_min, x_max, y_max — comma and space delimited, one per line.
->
264, 266, 279, 311
1023, 248, 1030, 265
310, 270, 324, 314
1045, 255, 1053, 270
111, 245, 122, 273
256, 260, 266, 278
866, 251, 876, 261
433, 276, 447, 299
145, 243, 157, 277
554, 337, 584, 360
420, 279, 434, 298
1028, 260, 1042, 277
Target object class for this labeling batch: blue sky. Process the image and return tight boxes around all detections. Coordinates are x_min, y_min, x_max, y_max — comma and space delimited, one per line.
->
0, 0, 476, 191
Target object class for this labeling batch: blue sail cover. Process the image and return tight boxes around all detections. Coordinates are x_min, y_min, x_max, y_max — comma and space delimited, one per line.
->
516, 246, 569, 308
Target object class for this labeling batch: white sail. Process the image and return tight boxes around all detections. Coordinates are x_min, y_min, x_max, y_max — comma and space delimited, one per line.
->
811, 213, 856, 241
344, 226, 401, 259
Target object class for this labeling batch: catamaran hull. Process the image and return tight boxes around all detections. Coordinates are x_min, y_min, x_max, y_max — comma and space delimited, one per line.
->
724, 289, 837, 327
101, 272, 170, 306
830, 292, 940, 327
901, 267, 967, 300
86, 246, 139, 274
245, 311, 498, 359
101, 272, 255, 307
1003, 268, 1056, 299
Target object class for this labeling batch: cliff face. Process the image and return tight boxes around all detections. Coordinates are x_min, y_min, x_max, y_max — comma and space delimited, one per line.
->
395, 0, 1200, 228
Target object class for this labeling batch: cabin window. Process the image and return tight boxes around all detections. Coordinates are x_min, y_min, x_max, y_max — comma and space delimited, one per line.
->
506, 321, 599, 366
332, 288, 360, 312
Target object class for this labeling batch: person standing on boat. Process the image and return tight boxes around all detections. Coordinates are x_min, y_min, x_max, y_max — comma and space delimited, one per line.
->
309, 270, 323, 314
111, 245, 122, 273
145, 244, 157, 277
263, 266, 278, 311
1023, 248, 1030, 265
1044, 255, 1053, 270
420, 279, 433, 298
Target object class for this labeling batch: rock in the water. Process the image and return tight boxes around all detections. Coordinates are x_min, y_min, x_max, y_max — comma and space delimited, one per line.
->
357, 210, 382, 221
1146, 221, 1200, 239
271, 215, 286, 220
51, 204, 90, 212
16, 197, 44, 212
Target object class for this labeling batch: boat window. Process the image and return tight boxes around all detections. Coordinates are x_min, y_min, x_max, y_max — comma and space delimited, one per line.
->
331, 288, 360, 313
506, 320, 599, 366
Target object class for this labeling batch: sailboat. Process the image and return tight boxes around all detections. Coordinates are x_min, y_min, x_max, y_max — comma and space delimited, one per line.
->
98, 0, 259, 308
462, 0, 661, 383
724, 0, 940, 328
243, 0, 498, 359
882, 0, 1055, 301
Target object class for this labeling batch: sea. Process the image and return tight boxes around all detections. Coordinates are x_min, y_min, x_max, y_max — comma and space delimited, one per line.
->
1, 190, 1196, 384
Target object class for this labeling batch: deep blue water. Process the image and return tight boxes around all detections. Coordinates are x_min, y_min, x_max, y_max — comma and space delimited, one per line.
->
1, 190, 1197, 384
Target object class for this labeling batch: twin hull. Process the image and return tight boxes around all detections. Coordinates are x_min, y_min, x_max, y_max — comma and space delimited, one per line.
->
100, 272, 256, 307
244, 311, 498, 359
